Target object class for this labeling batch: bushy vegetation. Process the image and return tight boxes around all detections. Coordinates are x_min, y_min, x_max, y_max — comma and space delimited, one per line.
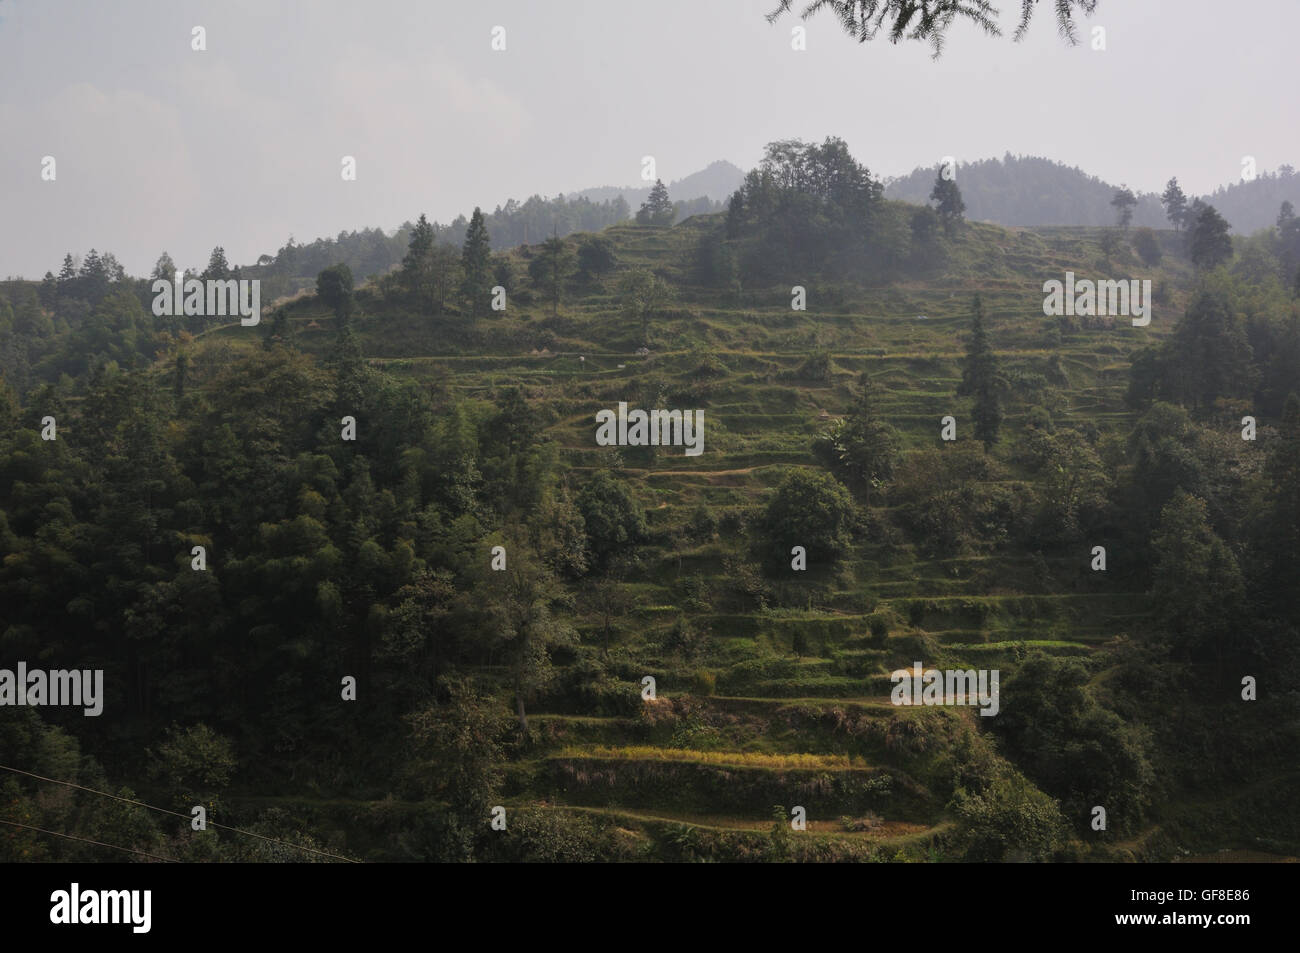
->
2, 137, 1297, 862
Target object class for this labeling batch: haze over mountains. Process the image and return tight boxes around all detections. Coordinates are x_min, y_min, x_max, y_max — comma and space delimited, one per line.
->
109, 148, 1296, 306
883, 154, 1300, 234
247, 152, 1300, 281
513, 151, 1300, 242
20, 150, 1299, 300
572, 160, 747, 208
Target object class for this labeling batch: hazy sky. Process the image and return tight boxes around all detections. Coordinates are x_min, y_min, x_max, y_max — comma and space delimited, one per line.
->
2, 0, 1297, 278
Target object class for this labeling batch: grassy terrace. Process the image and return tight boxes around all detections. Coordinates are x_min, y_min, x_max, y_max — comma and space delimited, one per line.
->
231, 214, 1243, 860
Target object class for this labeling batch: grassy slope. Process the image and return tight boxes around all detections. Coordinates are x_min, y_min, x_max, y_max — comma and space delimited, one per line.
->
226, 212, 1291, 860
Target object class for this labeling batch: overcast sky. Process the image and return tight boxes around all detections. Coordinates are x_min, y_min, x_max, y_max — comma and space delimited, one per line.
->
2, 0, 1297, 278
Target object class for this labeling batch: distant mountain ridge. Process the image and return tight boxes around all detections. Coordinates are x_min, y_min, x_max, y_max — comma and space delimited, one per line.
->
572, 159, 746, 208
884, 153, 1300, 234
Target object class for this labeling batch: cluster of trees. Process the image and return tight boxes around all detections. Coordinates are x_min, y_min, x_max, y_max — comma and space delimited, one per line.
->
182, 194, 636, 305
735, 407, 1289, 853
724, 137, 886, 282
424, 193, 632, 253
688, 141, 971, 291
384, 208, 674, 346
1201, 165, 1300, 236
43, 249, 129, 301
392, 214, 464, 315
241, 228, 408, 302
387, 208, 513, 318
1158, 179, 1235, 271
1129, 279, 1299, 418
0, 312, 661, 858
1128, 292, 1254, 411
786, 283, 1298, 669
770, 284, 1294, 847
1, 250, 188, 394
148, 162, 1295, 319
1, 710, 330, 862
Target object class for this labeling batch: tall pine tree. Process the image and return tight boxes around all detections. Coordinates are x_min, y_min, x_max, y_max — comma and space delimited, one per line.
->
402, 213, 435, 306
201, 246, 231, 281
1187, 201, 1233, 271
528, 235, 575, 317
959, 294, 1001, 448
636, 179, 674, 226
56, 253, 77, 294
461, 207, 492, 317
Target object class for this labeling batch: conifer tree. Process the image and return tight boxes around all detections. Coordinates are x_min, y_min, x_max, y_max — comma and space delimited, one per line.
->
636, 179, 675, 226
1161, 177, 1188, 230
39, 271, 57, 308
1275, 201, 1300, 283
79, 249, 110, 302
402, 213, 435, 304
959, 294, 1001, 447
56, 253, 76, 290
461, 207, 492, 317
930, 170, 965, 234
528, 235, 575, 317
1187, 201, 1233, 271
201, 246, 231, 281
152, 251, 177, 282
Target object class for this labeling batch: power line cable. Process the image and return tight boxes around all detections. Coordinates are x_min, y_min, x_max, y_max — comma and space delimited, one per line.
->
0, 817, 180, 863
0, 763, 359, 863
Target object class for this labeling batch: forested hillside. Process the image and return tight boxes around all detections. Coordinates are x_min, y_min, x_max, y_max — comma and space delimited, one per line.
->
2, 138, 1297, 863
130, 184, 721, 306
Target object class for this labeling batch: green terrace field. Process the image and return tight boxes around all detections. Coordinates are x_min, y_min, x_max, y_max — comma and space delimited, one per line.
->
16, 205, 1278, 863
197, 214, 1261, 861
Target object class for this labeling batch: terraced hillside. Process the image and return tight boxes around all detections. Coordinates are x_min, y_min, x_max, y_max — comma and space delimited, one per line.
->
9, 203, 1293, 864
200, 211, 1300, 862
